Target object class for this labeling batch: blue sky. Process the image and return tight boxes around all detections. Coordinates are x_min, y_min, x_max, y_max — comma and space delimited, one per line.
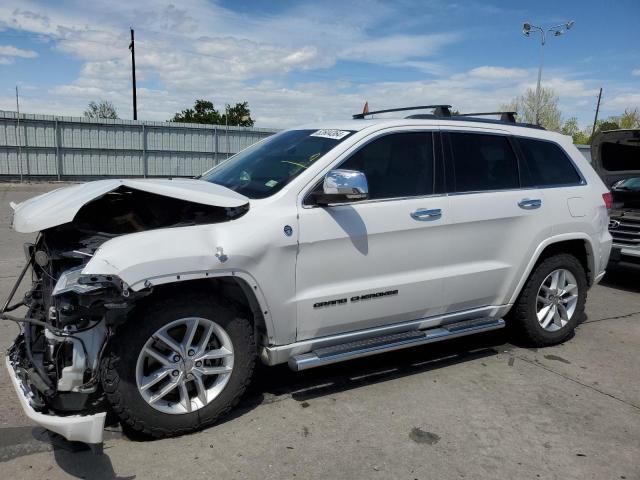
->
0, 0, 638, 128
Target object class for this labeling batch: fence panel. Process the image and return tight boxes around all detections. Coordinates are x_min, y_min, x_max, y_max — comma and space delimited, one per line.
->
0, 111, 277, 180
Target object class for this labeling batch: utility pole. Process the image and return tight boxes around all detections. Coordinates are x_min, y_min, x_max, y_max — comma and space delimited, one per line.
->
591, 87, 603, 138
15, 86, 23, 183
225, 105, 230, 159
129, 28, 138, 120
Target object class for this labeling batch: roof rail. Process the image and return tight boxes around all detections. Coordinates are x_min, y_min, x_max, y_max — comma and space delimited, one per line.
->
455, 111, 517, 123
353, 105, 451, 119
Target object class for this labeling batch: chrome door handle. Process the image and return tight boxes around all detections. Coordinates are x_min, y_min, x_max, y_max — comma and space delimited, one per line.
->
518, 198, 542, 210
410, 208, 442, 221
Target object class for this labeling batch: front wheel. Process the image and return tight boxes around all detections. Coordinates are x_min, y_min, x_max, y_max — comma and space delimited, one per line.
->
101, 294, 256, 438
508, 253, 587, 347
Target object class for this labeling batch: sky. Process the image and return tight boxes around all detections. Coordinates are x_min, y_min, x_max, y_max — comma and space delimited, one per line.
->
0, 0, 638, 129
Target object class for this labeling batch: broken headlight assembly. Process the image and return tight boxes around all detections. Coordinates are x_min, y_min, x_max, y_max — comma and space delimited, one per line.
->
52, 267, 104, 296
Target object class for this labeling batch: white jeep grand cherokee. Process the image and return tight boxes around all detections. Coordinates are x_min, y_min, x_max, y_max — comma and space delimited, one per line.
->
3, 105, 612, 451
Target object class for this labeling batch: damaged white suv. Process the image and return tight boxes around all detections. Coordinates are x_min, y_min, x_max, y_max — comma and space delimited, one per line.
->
3, 105, 612, 451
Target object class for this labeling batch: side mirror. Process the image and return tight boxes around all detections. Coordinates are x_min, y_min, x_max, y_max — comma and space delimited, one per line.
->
314, 169, 369, 205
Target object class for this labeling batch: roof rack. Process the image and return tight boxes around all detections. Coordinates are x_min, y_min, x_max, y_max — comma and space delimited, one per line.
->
455, 111, 517, 123
353, 105, 545, 130
352, 105, 451, 119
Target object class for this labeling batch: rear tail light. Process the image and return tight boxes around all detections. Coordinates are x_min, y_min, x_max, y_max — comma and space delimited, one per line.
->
602, 192, 613, 210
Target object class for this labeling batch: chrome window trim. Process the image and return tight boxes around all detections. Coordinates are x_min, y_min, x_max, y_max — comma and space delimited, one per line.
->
446, 183, 588, 197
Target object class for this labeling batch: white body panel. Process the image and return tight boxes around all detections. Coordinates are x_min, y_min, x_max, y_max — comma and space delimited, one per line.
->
296, 196, 450, 339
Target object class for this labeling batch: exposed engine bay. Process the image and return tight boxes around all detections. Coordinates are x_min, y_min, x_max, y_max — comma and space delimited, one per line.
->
3, 186, 248, 416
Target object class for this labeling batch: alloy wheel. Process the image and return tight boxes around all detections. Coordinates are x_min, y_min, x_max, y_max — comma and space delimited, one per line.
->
536, 268, 579, 332
136, 317, 234, 414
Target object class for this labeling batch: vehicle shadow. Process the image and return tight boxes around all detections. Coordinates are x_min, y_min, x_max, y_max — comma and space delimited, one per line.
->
600, 263, 640, 294
11, 428, 136, 479
248, 329, 508, 403
51, 441, 135, 480
120, 329, 509, 442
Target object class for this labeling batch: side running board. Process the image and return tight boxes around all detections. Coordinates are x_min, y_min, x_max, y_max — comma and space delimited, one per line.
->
289, 317, 505, 371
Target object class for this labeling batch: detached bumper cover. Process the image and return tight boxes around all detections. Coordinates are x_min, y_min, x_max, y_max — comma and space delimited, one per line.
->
5, 356, 106, 445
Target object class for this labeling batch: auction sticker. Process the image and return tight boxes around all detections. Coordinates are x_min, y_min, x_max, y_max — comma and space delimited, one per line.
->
310, 129, 351, 140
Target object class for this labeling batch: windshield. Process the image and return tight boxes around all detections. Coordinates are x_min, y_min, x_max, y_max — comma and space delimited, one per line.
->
202, 129, 354, 199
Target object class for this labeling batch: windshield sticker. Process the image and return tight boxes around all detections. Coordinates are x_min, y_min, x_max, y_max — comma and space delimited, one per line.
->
265, 179, 279, 188
310, 129, 351, 140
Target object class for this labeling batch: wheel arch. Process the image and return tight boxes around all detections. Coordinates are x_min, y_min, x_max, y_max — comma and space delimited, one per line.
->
125, 274, 276, 347
508, 234, 595, 305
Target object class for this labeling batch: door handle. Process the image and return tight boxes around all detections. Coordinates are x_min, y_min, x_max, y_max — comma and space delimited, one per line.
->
410, 208, 442, 221
518, 198, 542, 210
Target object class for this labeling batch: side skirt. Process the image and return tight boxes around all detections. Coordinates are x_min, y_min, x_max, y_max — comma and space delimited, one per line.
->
261, 305, 511, 367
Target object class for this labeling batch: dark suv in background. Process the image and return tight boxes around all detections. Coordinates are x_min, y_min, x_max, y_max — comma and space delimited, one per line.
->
591, 129, 640, 266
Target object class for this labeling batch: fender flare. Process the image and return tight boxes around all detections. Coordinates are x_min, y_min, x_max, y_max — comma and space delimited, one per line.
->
92, 262, 278, 345
508, 233, 595, 305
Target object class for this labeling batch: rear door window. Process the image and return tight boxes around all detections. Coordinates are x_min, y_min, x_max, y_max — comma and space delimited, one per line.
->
446, 133, 520, 193
518, 138, 582, 186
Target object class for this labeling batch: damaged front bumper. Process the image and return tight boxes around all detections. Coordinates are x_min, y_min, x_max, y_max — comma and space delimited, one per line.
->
1, 246, 135, 450
5, 354, 107, 445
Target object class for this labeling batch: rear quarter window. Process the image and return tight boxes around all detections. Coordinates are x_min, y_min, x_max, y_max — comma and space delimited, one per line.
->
518, 138, 582, 187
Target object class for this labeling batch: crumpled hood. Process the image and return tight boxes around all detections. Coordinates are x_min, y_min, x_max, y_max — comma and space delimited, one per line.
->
10, 178, 249, 233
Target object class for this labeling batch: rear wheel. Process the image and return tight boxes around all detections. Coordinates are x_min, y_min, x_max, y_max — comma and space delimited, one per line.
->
102, 294, 255, 438
508, 253, 587, 347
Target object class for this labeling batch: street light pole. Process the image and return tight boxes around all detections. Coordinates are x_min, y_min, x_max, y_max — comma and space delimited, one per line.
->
534, 32, 546, 125
522, 20, 574, 125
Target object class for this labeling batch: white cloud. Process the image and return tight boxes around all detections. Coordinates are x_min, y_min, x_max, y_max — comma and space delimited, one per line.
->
603, 92, 640, 111
632, 68, 640, 77
341, 33, 458, 64
0, 45, 38, 58
466, 66, 529, 80
0, 44, 38, 64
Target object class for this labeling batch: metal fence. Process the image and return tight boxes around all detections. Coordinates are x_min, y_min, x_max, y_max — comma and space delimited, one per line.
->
0, 111, 278, 180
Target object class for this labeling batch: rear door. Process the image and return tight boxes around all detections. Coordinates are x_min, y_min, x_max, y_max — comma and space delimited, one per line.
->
295, 128, 451, 340
439, 128, 547, 313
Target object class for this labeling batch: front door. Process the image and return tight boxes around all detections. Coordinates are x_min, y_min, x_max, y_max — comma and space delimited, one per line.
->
295, 130, 451, 340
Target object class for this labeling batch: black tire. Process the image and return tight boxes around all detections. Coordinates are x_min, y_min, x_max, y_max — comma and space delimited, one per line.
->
101, 293, 255, 438
507, 253, 587, 347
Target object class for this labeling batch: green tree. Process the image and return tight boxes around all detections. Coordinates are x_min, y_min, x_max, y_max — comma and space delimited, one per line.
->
172, 99, 222, 124
617, 107, 640, 129
501, 86, 562, 132
84, 100, 118, 119
172, 100, 254, 126
595, 119, 621, 134
561, 117, 590, 144
221, 101, 255, 127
